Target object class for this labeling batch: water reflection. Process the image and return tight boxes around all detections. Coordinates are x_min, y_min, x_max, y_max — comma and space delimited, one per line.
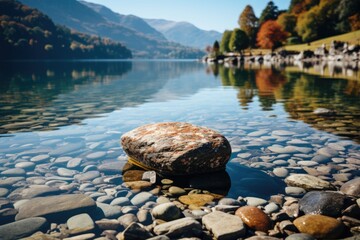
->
0, 61, 208, 134
213, 63, 360, 142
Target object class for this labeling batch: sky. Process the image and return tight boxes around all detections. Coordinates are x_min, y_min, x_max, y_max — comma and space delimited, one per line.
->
85, 0, 291, 33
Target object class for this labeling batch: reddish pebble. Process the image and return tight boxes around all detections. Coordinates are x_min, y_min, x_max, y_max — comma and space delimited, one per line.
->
235, 206, 272, 232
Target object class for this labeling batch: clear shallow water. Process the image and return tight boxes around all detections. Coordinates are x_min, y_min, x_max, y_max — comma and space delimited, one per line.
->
0, 60, 359, 198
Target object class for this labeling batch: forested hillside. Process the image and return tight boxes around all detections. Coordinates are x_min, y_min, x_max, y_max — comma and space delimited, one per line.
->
20, 0, 204, 59
0, 0, 132, 59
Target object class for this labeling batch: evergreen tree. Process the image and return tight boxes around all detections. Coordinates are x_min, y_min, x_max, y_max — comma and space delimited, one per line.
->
229, 28, 249, 53
259, 1, 279, 26
238, 5, 258, 47
220, 30, 232, 53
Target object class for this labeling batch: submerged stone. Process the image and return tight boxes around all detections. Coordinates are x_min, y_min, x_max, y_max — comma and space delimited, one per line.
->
121, 122, 232, 175
299, 191, 347, 217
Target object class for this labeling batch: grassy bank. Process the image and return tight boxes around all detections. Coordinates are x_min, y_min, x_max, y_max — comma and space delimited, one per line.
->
282, 30, 360, 52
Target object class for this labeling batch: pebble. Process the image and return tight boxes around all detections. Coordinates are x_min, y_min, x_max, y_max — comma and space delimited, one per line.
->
15, 194, 96, 221
293, 214, 344, 239
168, 186, 187, 196
118, 222, 153, 240
110, 197, 131, 206
1, 168, 26, 177
86, 151, 106, 160
74, 171, 101, 182
178, 194, 214, 206
273, 167, 289, 178
67, 158, 82, 168
235, 206, 272, 232
285, 187, 306, 197
285, 174, 336, 191
0, 217, 49, 240
151, 202, 182, 221
299, 191, 347, 217
0, 188, 9, 197
14, 162, 35, 170
153, 217, 202, 238
340, 178, 360, 197
95, 219, 120, 230
245, 197, 268, 206
67, 213, 95, 234
130, 192, 156, 207
264, 202, 280, 214
96, 202, 122, 219
57, 168, 78, 177
203, 211, 246, 239
118, 213, 138, 229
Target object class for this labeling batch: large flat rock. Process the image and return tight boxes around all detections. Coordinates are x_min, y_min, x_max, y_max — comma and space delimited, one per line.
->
0, 217, 48, 240
121, 122, 231, 175
15, 194, 96, 222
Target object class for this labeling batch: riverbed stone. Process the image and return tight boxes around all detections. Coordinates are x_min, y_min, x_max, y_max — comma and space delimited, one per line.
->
340, 178, 360, 197
0, 217, 49, 240
151, 202, 182, 221
153, 217, 202, 238
121, 122, 232, 175
203, 211, 246, 239
293, 214, 344, 239
299, 191, 347, 217
178, 194, 214, 206
285, 174, 336, 191
8, 185, 64, 200
15, 194, 96, 221
30, 154, 50, 163
118, 222, 154, 240
130, 192, 156, 207
235, 206, 272, 232
67, 213, 95, 234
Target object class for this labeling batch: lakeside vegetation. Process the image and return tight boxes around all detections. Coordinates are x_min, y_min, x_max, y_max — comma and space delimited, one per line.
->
0, 0, 132, 59
210, 0, 359, 56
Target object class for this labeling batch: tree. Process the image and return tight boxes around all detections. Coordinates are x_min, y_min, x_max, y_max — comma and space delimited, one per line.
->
296, 0, 340, 42
277, 12, 297, 36
229, 28, 249, 53
238, 5, 258, 47
259, 1, 279, 26
212, 40, 220, 57
289, 0, 320, 15
336, 0, 360, 32
220, 30, 232, 53
257, 20, 288, 50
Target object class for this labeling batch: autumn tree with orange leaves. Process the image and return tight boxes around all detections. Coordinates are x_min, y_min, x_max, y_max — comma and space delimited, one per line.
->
256, 20, 288, 50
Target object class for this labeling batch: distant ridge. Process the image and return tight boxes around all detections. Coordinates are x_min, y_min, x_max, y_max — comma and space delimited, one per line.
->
146, 19, 222, 49
20, 0, 204, 58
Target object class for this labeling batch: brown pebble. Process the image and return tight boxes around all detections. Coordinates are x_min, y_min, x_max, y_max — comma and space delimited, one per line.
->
235, 206, 272, 232
293, 214, 344, 239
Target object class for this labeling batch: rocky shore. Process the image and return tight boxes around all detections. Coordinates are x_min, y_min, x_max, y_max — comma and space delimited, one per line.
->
0, 122, 359, 239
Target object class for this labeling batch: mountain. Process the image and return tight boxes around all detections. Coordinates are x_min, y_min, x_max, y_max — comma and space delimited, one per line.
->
146, 19, 222, 49
19, 0, 204, 58
0, 0, 132, 59
80, 1, 166, 42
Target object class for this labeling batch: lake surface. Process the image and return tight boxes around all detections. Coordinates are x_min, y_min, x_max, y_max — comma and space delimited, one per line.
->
0, 60, 359, 198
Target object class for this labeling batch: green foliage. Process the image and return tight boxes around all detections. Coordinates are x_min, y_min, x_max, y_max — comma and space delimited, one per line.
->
0, 0, 132, 59
277, 13, 297, 36
259, 1, 279, 26
229, 28, 249, 52
296, 0, 341, 42
220, 30, 232, 53
336, 0, 360, 32
238, 5, 259, 47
